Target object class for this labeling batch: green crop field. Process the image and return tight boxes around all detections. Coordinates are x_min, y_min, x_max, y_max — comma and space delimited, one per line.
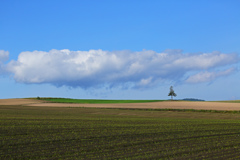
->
37, 97, 165, 104
1, 105, 240, 159
212, 100, 240, 103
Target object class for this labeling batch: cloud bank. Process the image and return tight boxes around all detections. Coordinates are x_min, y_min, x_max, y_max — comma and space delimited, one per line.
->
5, 49, 240, 89
185, 68, 236, 83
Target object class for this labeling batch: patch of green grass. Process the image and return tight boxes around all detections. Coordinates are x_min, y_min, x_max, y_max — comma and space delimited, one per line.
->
1, 105, 240, 159
116, 108, 240, 114
37, 97, 165, 104
211, 100, 240, 103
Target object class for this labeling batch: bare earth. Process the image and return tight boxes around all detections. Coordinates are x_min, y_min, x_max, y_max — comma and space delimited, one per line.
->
0, 99, 239, 111
0, 99, 44, 106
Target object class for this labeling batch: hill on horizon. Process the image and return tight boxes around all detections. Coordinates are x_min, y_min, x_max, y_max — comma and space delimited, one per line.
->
182, 98, 205, 101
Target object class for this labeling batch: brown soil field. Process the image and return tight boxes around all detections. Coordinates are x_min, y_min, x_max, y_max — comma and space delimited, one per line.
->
0, 98, 44, 106
0, 98, 239, 111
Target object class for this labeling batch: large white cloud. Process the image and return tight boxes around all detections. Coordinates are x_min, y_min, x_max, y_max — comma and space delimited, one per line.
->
7, 49, 239, 88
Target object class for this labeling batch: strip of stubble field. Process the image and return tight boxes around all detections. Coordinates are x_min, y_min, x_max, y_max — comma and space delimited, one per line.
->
27, 100, 240, 111
0, 99, 44, 106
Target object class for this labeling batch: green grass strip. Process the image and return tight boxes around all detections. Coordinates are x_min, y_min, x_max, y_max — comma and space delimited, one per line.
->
84, 107, 240, 114
36, 97, 165, 104
210, 100, 240, 103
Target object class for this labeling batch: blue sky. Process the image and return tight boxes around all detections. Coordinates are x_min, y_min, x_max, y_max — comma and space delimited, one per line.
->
0, 0, 240, 100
